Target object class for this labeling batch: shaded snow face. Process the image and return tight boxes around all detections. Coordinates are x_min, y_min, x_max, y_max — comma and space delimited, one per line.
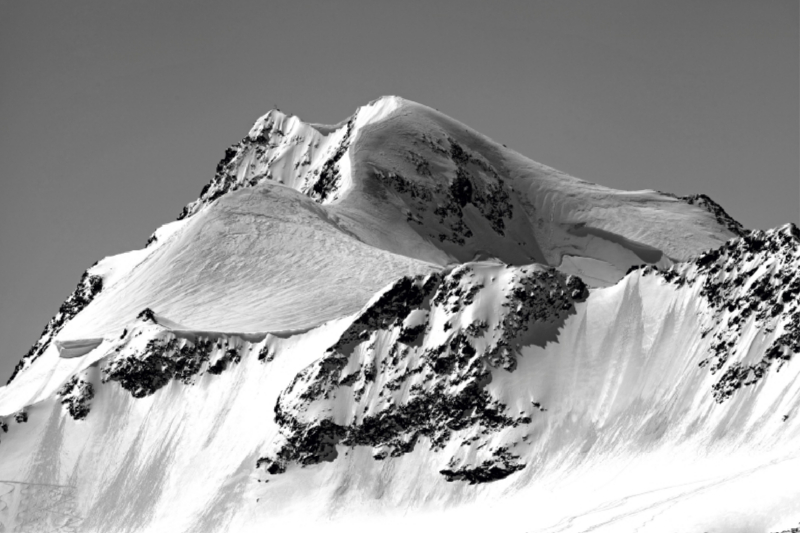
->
174, 97, 740, 274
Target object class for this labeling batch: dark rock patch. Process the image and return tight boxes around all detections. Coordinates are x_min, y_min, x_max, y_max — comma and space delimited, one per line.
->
649, 224, 800, 402
58, 375, 95, 420
8, 271, 103, 384
263, 264, 582, 482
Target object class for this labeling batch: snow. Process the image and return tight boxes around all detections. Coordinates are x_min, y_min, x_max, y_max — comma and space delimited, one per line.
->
556, 255, 626, 287
0, 96, 794, 532
54, 338, 104, 359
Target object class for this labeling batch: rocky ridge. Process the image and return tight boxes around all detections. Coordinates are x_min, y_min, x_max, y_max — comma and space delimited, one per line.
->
2, 96, 795, 531
259, 263, 588, 482
7, 269, 103, 384
640, 223, 800, 402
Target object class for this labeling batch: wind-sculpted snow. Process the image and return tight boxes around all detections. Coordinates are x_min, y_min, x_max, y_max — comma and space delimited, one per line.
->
178, 97, 403, 220
1, 96, 797, 532
6, 96, 743, 388
171, 95, 741, 275
677, 193, 746, 237
641, 223, 800, 403
99, 310, 268, 399
260, 264, 587, 483
0, 234, 799, 530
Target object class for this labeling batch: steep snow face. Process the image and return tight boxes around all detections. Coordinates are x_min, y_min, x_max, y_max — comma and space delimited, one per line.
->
177, 96, 404, 219
254, 227, 800, 530
0, 310, 352, 533
331, 99, 739, 272
0, 96, 791, 532
0, 228, 797, 532
176, 96, 739, 273
9, 95, 739, 386
2, 183, 435, 407
639, 223, 800, 403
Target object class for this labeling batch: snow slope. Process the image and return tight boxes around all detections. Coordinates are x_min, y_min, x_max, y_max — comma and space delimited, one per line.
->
1, 182, 436, 412
173, 96, 739, 273
0, 96, 793, 533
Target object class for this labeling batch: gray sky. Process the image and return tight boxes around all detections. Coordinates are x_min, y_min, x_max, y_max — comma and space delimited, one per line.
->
1, 0, 797, 383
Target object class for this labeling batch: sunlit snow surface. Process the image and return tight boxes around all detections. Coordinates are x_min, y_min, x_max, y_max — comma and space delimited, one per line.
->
0, 96, 796, 533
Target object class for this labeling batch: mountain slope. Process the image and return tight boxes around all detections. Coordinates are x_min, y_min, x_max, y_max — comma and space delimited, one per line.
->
1, 183, 436, 412
7, 96, 740, 388
173, 96, 739, 274
0, 225, 796, 532
0, 96, 793, 533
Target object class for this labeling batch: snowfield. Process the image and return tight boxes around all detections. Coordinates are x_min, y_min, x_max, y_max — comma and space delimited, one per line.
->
0, 96, 796, 533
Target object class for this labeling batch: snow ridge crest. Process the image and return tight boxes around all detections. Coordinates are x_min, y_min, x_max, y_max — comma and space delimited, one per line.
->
177, 96, 405, 221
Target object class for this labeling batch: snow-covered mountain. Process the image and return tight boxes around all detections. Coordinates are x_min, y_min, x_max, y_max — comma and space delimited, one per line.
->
0, 96, 796, 533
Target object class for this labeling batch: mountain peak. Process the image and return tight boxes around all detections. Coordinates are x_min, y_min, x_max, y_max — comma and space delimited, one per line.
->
2, 95, 792, 533
177, 96, 743, 281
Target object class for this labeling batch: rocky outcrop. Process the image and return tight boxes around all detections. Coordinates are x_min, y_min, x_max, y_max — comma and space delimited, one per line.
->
679, 194, 746, 237
7, 270, 103, 384
178, 114, 287, 220
772, 525, 800, 533
260, 264, 587, 483
307, 118, 354, 202
645, 224, 800, 402
100, 313, 256, 398
102, 337, 183, 398
57, 375, 95, 420
178, 109, 358, 220
373, 136, 515, 247
440, 447, 525, 484
102, 334, 240, 398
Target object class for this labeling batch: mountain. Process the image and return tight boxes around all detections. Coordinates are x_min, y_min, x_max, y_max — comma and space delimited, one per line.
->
0, 96, 796, 533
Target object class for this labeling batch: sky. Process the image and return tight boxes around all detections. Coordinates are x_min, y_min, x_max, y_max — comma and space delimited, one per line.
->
0, 0, 797, 383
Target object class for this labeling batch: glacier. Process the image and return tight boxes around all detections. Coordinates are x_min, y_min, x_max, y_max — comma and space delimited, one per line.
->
0, 96, 797, 533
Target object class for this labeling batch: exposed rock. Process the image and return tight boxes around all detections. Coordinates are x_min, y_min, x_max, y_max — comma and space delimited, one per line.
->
207, 347, 241, 375
646, 224, 800, 402
679, 193, 746, 237
258, 344, 276, 363
58, 375, 95, 420
440, 447, 525, 484
772, 526, 800, 533
137, 307, 158, 323
103, 337, 180, 398
7, 270, 103, 384
307, 118, 354, 202
371, 136, 514, 247
261, 263, 584, 483
102, 328, 248, 397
